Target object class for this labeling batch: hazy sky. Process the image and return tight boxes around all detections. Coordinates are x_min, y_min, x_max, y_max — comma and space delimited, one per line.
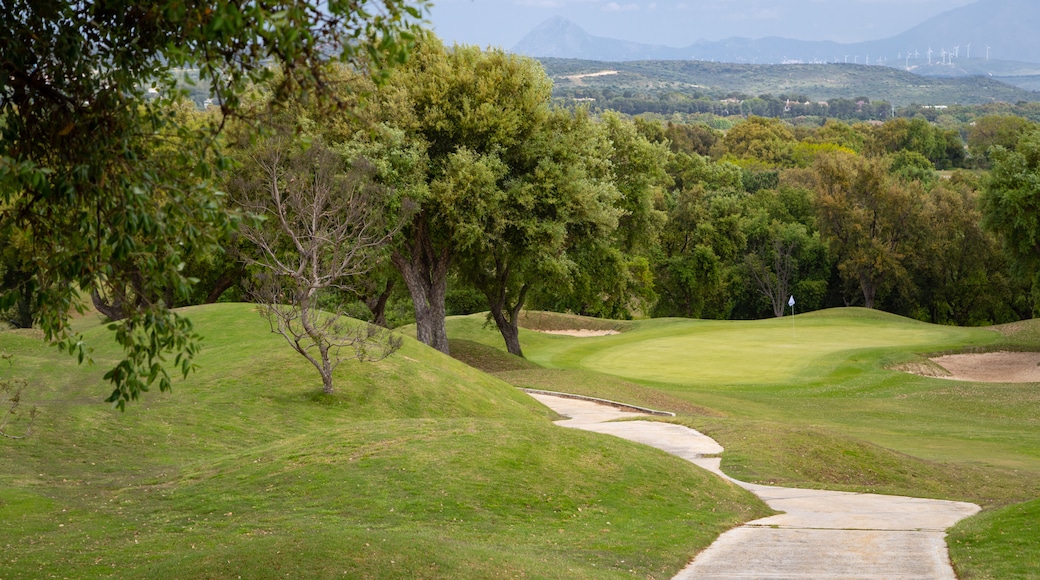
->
427, 0, 979, 49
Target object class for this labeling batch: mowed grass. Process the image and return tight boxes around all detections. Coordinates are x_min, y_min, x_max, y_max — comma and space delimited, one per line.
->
448, 308, 1040, 579
948, 498, 1040, 579
0, 304, 771, 579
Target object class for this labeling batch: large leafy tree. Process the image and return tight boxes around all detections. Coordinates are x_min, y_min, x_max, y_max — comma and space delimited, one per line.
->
813, 152, 921, 309
914, 177, 1014, 325
981, 130, 1040, 313
451, 110, 621, 356
0, 0, 423, 407
736, 185, 829, 319
535, 113, 668, 320
377, 38, 554, 354
716, 116, 796, 167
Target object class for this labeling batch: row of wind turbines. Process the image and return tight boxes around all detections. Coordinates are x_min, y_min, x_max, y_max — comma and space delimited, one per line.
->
895, 43, 992, 68
824, 44, 993, 68
749, 43, 999, 67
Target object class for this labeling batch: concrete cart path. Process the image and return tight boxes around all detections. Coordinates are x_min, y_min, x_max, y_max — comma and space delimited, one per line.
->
527, 393, 981, 580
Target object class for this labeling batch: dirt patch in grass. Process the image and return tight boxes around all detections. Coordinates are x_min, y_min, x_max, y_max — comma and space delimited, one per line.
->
533, 329, 620, 337
517, 311, 630, 333
901, 352, 1040, 383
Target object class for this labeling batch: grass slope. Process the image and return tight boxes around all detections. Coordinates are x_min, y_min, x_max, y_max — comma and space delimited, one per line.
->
0, 304, 769, 579
948, 498, 1040, 579
450, 308, 1040, 579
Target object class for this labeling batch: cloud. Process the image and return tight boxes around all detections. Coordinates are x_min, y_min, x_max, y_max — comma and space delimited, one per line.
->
603, 2, 640, 11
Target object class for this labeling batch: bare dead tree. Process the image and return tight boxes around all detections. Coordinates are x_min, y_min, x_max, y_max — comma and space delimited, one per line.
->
745, 233, 798, 318
230, 136, 404, 394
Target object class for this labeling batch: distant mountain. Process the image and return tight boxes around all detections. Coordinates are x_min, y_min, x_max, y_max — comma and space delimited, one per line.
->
512, 16, 689, 61
514, 0, 1040, 79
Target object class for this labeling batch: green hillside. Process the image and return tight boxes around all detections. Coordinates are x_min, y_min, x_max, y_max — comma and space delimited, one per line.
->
542, 58, 1040, 107
0, 304, 767, 579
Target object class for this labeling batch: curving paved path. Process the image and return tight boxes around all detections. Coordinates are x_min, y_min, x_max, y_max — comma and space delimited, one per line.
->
527, 393, 981, 580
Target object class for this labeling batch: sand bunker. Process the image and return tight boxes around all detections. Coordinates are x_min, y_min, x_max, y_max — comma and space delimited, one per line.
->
535, 329, 620, 337
911, 351, 1040, 383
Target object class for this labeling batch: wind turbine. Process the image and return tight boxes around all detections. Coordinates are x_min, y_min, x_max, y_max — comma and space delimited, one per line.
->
954, 45, 960, 59
844, 54, 850, 63
927, 47, 933, 64
986, 45, 992, 60
966, 43, 971, 59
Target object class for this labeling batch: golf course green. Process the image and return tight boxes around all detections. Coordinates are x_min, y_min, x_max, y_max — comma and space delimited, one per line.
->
556, 314, 984, 385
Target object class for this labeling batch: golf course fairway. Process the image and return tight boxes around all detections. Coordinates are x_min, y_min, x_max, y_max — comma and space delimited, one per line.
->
451, 307, 1038, 578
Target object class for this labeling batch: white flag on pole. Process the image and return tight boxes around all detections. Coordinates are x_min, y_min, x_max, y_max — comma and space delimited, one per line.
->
788, 295, 795, 307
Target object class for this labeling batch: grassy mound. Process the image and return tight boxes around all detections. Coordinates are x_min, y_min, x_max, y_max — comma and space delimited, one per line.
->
0, 303, 769, 578
447, 338, 540, 373
990, 317, 1040, 345
948, 498, 1040, 579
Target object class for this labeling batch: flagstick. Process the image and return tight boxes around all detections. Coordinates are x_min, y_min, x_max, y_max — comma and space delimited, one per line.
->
789, 295, 795, 341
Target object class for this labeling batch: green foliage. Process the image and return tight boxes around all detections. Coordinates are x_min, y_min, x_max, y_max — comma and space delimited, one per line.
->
867, 117, 965, 169
0, 0, 425, 407
813, 152, 921, 309
717, 116, 796, 167
909, 182, 1017, 326
980, 130, 1040, 314
885, 150, 937, 184
967, 115, 1038, 163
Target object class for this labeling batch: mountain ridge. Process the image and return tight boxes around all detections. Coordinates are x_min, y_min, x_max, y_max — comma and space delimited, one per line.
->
513, 0, 1040, 81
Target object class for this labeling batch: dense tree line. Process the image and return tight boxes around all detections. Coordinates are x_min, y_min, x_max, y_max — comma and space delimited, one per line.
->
555, 88, 895, 122
8, 23, 1040, 371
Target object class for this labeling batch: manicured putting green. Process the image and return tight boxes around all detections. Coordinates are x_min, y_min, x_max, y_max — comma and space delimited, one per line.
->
576, 315, 990, 385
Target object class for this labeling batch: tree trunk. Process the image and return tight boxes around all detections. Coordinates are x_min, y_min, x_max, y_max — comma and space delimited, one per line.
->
320, 349, 336, 394
860, 273, 877, 309
9, 285, 34, 329
205, 266, 244, 304
391, 215, 451, 354
485, 279, 529, 358
489, 307, 523, 357
91, 288, 126, 321
366, 279, 394, 328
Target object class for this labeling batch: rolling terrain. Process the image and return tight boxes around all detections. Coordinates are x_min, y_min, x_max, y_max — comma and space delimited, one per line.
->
449, 307, 1040, 577
0, 304, 765, 578
4, 304, 1038, 577
542, 58, 1039, 107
